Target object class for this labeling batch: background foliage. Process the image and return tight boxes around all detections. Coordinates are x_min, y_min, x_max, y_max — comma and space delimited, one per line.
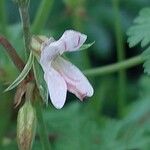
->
0, 0, 150, 149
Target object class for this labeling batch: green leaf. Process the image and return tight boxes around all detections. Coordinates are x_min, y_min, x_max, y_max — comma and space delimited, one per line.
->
127, 8, 150, 74
33, 59, 48, 105
142, 47, 150, 74
4, 52, 34, 92
78, 41, 95, 51
43, 103, 102, 150
143, 57, 150, 75
127, 7, 150, 48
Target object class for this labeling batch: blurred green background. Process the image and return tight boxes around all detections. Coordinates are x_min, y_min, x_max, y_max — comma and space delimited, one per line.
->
0, 0, 150, 149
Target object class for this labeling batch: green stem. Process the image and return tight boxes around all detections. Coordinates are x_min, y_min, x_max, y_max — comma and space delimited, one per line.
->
84, 55, 144, 77
113, 0, 126, 116
0, 0, 7, 35
18, 0, 31, 60
35, 101, 51, 150
31, 0, 54, 33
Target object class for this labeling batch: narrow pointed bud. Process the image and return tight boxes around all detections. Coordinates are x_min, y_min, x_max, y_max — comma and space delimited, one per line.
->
17, 101, 36, 150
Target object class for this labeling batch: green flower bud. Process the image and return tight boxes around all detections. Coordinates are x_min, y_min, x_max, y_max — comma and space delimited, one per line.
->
30, 35, 48, 53
17, 101, 36, 150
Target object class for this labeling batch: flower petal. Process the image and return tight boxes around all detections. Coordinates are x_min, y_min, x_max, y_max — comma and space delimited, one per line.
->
40, 30, 87, 69
44, 67, 67, 109
59, 30, 87, 52
40, 40, 63, 70
53, 56, 94, 100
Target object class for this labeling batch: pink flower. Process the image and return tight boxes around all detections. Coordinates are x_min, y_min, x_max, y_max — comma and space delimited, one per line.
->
40, 30, 94, 109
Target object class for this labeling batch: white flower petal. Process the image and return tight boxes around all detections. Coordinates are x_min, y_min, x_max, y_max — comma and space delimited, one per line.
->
59, 30, 87, 52
40, 30, 87, 70
53, 56, 94, 100
44, 67, 67, 109
40, 40, 63, 70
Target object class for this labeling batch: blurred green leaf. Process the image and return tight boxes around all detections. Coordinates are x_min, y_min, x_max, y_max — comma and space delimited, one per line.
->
85, 22, 112, 58
43, 103, 101, 150
0, 141, 17, 150
127, 7, 150, 74
127, 7, 150, 48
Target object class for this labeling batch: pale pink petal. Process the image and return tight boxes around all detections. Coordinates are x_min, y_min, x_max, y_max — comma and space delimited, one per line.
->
40, 40, 64, 70
58, 30, 87, 52
44, 68, 67, 109
52, 56, 94, 100
40, 30, 87, 69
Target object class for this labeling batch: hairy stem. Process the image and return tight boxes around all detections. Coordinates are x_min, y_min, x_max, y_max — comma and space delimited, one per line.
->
18, 0, 31, 59
84, 55, 144, 77
32, 0, 54, 33
0, 35, 25, 71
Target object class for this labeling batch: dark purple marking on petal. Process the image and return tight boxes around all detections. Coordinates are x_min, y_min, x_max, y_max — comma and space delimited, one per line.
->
77, 35, 81, 47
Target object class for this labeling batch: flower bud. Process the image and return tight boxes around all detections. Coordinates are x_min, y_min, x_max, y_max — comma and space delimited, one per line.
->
30, 35, 49, 53
17, 101, 36, 150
